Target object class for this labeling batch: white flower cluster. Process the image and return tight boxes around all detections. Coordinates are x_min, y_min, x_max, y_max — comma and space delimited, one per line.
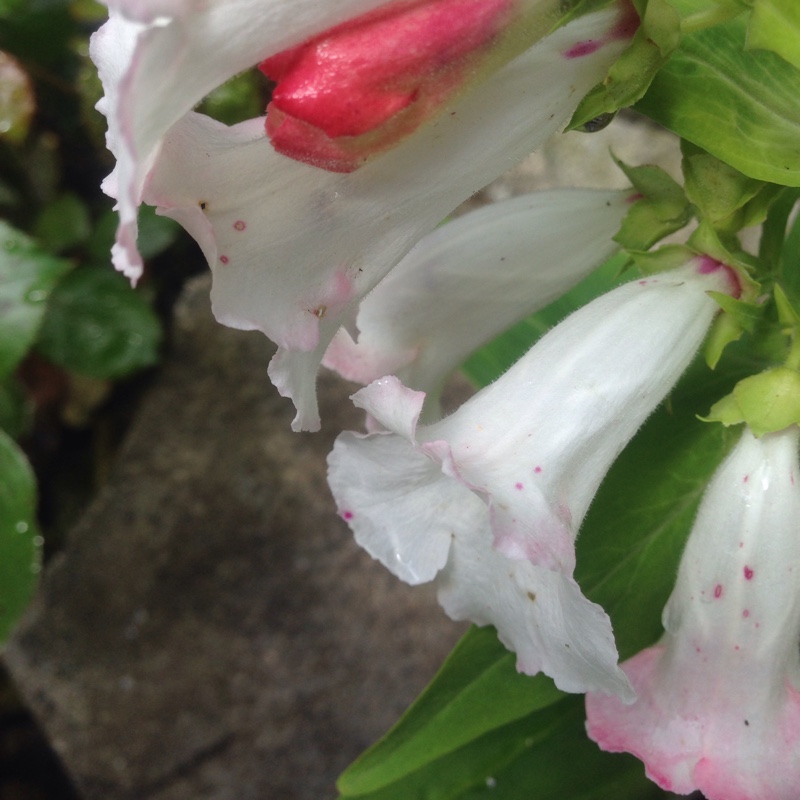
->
91, 2, 800, 797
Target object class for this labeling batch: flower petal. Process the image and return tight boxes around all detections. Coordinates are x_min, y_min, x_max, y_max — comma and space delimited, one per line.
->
328, 374, 634, 696
143, 6, 633, 429
437, 532, 633, 698
323, 188, 630, 417
91, 0, 395, 279
425, 259, 738, 568
586, 426, 800, 800
329, 429, 470, 586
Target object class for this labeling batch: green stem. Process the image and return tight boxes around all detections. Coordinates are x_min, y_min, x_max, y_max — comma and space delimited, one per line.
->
680, 2, 747, 35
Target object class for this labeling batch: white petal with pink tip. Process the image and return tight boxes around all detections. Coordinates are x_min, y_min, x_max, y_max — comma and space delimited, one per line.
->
586, 426, 800, 800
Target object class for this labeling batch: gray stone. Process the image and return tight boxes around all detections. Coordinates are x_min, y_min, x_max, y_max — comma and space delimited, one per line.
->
3, 275, 467, 800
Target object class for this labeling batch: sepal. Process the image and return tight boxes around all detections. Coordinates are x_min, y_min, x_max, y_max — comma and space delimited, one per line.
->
681, 140, 766, 233
703, 367, 800, 436
612, 158, 692, 250
703, 291, 763, 369
569, 0, 678, 128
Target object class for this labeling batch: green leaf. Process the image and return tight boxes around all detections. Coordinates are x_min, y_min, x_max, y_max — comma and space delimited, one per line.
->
0, 375, 31, 439
0, 220, 72, 380
339, 626, 563, 796
86, 206, 180, 268
0, 0, 27, 19
197, 69, 265, 127
0, 429, 41, 645
758, 187, 800, 274
34, 192, 91, 253
36, 266, 162, 379
137, 204, 181, 260
774, 284, 800, 326
635, 7, 800, 186
747, 0, 800, 70
780, 197, 800, 304
342, 695, 661, 800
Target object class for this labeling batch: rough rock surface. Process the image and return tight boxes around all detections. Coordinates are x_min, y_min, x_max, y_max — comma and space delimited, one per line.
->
3, 275, 467, 800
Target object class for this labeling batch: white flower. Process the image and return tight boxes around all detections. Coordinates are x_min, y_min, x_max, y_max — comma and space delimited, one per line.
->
91, 0, 636, 430
327, 257, 740, 697
323, 188, 631, 421
90, 0, 395, 281
586, 425, 800, 800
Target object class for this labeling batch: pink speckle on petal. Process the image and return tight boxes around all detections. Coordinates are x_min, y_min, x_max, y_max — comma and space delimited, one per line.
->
744, 566, 754, 580
219, 255, 230, 264
233, 220, 247, 231
341, 510, 354, 521
563, 3, 638, 58
534, 466, 542, 474
743, 609, 750, 618
697, 255, 723, 274
563, 39, 601, 58
515, 482, 524, 490
696, 256, 742, 298
743, 475, 749, 483
714, 584, 723, 599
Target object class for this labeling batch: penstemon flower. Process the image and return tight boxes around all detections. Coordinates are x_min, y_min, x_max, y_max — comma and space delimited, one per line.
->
327, 257, 740, 696
90, 0, 396, 282
91, 0, 637, 430
323, 187, 631, 421
585, 425, 800, 800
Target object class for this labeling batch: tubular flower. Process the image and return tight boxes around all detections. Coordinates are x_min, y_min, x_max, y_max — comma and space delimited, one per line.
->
323, 188, 631, 421
327, 257, 739, 696
585, 426, 800, 800
91, 0, 638, 430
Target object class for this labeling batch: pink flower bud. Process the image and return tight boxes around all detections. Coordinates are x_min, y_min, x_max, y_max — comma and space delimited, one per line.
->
259, 0, 519, 172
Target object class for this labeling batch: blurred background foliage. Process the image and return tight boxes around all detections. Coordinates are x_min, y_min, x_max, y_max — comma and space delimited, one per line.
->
0, 1, 270, 795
